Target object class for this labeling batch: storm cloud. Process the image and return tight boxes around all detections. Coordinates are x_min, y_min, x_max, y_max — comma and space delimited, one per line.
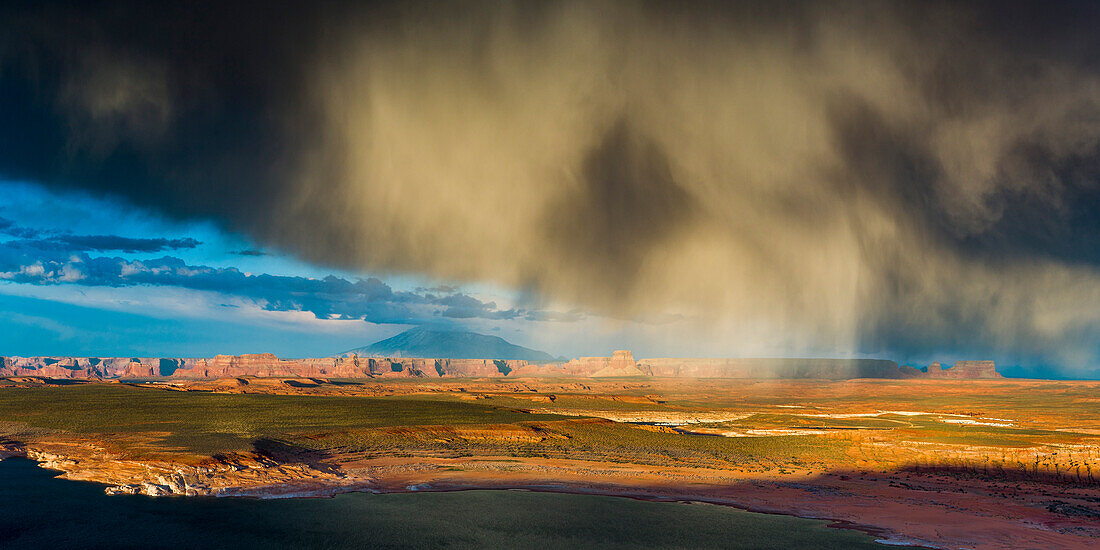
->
4, 1, 1100, 368
0, 217, 201, 252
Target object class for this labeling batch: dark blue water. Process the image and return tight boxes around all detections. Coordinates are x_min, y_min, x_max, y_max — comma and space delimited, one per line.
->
0, 458, 889, 549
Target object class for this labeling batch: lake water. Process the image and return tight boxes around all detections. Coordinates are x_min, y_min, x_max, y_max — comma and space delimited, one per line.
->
0, 458, 889, 549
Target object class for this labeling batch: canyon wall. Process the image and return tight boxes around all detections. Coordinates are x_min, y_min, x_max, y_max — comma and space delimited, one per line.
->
0, 356, 197, 379
0, 352, 1001, 380
0, 354, 530, 379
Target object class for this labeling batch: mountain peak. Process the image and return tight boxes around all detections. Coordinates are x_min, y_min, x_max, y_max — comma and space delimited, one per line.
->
338, 327, 558, 362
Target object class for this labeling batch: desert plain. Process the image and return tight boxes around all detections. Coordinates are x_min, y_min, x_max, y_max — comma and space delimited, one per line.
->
0, 374, 1097, 550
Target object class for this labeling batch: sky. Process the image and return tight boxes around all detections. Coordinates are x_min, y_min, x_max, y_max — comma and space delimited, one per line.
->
2, 1, 1100, 378
0, 179, 609, 358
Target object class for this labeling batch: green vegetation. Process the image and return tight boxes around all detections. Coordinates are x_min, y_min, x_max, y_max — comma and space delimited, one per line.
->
0, 385, 563, 455
281, 416, 848, 470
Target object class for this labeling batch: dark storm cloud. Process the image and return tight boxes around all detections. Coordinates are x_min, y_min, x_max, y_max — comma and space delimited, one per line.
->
5, 1, 1100, 368
54, 235, 201, 253
0, 0, 329, 223
0, 218, 200, 252
0, 218, 41, 239
546, 118, 697, 304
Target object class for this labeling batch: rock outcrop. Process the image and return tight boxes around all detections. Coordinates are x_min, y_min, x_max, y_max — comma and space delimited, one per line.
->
923, 360, 1002, 379
545, 350, 644, 377
568, 350, 644, 377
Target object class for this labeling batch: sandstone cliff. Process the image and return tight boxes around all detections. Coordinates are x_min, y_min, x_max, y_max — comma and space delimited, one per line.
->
548, 350, 644, 377
923, 360, 1002, 379
0, 356, 193, 379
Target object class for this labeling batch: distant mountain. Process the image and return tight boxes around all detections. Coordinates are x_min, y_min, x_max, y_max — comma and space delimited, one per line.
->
337, 327, 558, 362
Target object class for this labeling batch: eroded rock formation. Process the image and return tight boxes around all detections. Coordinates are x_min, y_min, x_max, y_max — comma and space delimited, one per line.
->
923, 360, 1002, 379
0, 356, 198, 379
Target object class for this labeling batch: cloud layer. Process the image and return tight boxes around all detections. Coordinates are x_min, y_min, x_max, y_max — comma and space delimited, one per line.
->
0, 218, 200, 253
4, 1, 1100, 368
0, 220, 535, 325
